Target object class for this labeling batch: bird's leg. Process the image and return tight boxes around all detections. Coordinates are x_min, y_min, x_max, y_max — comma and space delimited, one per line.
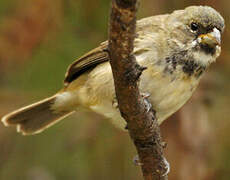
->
141, 92, 152, 112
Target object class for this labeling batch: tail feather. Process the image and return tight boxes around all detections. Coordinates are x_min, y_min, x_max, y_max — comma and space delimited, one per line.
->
1, 95, 74, 135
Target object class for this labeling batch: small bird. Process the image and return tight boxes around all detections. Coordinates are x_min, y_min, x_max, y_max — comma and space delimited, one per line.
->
1, 6, 225, 135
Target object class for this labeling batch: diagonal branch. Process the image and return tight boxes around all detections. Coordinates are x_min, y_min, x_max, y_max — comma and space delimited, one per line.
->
108, 0, 169, 179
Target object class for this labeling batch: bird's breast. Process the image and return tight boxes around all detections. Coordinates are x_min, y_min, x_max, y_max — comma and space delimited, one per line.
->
140, 62, 201, 124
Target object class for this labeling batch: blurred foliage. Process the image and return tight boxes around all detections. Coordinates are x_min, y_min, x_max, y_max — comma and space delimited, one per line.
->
0, 0, 230, 179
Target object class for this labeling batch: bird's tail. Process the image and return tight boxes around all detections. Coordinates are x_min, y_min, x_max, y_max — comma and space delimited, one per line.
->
1, 95, 74, 135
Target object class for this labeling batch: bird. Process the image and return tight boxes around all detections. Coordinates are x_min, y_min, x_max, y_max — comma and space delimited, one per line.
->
1, 6, 225, 135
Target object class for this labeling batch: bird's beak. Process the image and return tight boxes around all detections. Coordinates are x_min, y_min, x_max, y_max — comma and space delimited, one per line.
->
198, 28, 221, 48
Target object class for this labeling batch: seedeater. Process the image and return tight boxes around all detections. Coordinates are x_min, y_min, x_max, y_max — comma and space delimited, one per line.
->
1, 6, 225, 135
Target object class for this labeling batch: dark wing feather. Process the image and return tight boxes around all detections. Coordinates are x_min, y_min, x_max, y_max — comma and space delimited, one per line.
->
63, 15, 166, 86
64, 41, 109, 85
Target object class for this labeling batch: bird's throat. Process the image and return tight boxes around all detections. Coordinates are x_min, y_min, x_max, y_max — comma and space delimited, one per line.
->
162, 50, 207, 79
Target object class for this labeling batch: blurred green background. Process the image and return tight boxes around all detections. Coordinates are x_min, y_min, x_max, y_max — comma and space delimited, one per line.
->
0, 0, 230, 179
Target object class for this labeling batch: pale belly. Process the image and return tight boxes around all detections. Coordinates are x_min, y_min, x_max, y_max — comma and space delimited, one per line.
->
80, 63, 201, 130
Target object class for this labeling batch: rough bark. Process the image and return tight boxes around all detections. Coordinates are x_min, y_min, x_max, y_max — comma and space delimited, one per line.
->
108, 0, 169, 179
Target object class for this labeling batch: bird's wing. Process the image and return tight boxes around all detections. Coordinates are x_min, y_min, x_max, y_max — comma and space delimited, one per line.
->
64, 14, 167, 86
64, 41, 109, 85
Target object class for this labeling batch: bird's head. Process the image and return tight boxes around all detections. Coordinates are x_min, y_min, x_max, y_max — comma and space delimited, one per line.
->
166, 6, 225, 66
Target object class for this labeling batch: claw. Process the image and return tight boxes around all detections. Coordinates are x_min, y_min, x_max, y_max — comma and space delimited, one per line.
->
144, 99, 152, 112
161, 141, 167, 149
141, 92, 152, 112
141, 92, 151, 98
112, 98, 118, 108
133, 155, 143, 166
162, 157, 170, 176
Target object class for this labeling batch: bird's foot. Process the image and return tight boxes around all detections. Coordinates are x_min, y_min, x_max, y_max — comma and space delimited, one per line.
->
133, 155, 143, 166
161, 157, 170, 176
112, 98, 118, 109
141, 92, 152, 112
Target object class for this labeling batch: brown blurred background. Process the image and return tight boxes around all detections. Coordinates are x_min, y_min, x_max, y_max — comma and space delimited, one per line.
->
0, 0, 229, 179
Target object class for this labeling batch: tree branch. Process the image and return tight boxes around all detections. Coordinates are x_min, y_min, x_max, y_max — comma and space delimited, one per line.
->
108, 0, 169, 179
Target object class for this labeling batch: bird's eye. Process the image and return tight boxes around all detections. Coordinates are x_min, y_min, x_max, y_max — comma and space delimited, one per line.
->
190, 22, 199, 31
